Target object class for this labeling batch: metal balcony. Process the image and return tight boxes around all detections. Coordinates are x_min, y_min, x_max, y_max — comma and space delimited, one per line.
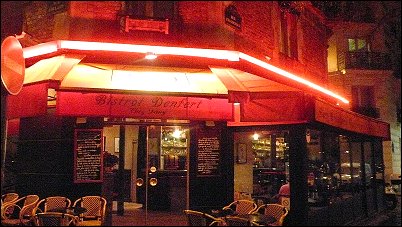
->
345, 52, 392, 70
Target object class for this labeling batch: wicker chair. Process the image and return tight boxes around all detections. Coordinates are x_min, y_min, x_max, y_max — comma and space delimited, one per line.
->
250, 220, 265, 226
34, 196, 72, 214
32, 212, 78, 226
1, 193, 19, 205
223, 200, 258, 215
1, 193, 20, 220
1, 194, 40, 226
224, 216, 250, 226
73, 196, 106, 226
183, 209, 224, 226
252, 204, 288, 226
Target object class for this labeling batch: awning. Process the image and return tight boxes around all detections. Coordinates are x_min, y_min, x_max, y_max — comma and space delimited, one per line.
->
60, 63, 228, 96
211, 67, 306, 123
7, 58, 234, 120
23, 54, 84, 84
6, 82, 48, 119
6, 53, 390, 139
313, 99, 390, 139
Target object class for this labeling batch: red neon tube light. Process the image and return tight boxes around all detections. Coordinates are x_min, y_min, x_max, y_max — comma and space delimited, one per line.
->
22, 40, 349, 104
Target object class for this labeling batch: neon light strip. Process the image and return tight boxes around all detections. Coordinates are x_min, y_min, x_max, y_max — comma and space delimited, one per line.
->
22, 41, 59, 59
22, 40, 349, 104
59, 40, 240, 61
239, 53, 349, 104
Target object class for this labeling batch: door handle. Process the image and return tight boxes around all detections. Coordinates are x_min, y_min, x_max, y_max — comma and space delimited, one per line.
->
149, 178, 158, 186
136, 178, 144, 187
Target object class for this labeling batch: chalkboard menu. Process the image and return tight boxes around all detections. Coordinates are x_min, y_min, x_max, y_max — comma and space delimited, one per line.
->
197, 129, 221, 176
74, 129, 103, 183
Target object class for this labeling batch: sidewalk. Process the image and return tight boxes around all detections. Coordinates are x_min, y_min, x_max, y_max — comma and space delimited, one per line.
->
111, 202, 187, 226
111, 197, 401, 226
351, 195, 401, 226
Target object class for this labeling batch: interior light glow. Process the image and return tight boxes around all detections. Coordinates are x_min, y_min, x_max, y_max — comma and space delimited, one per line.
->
233, 102, 240, 106
239, 53, 349, 104
111, 71, 192, 92
173, 129, 182, 138
253, 133, 259, 140
22, 40, 349, 104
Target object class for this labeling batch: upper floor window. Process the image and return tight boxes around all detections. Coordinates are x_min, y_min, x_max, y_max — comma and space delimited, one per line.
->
352, 85, 375, 108
124, 1, 176, 20
280, 11, 298, 59
351, 86, 380, 118
348, 38, 370, 52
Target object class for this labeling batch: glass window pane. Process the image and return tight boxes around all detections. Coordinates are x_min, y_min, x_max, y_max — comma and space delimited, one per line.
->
357, 39, 367, 50
234, 130, 289, 204
336, 135, 353, 197
348, 39, 356, 51
350, 141, 362, 191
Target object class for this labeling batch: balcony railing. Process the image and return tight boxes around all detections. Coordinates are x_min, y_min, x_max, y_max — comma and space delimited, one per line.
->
352, 106, 380, 119
345, 51, 392, 70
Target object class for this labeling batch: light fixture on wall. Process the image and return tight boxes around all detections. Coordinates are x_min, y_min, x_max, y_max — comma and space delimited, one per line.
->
145, 52, 157, 60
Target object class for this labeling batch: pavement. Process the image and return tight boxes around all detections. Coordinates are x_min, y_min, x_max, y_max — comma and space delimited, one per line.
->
111, 196, 401, 226
352, 195, 401, 226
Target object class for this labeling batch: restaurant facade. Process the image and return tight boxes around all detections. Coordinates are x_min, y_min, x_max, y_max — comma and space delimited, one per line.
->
2, 1, 391, 226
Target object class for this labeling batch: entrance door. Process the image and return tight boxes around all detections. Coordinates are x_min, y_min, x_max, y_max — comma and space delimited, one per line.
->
135, 125, 189, 225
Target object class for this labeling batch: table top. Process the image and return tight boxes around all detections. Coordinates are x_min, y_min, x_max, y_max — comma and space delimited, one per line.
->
209, 209, 276, 225
48, 207, 87, 216
235, 213, 276, 225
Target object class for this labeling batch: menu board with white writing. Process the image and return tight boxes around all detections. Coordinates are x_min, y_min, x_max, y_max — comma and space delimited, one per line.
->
74, 129, 103, 183
197, 129, 221, 176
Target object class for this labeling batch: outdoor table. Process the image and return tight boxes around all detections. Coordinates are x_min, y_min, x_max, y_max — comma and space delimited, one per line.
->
48, 206, 87, 217
209, 208, 236, 218
234, 213, 277, 225
209, 209, 276, 225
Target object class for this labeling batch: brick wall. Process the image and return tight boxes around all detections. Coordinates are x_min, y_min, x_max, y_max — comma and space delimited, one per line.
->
69, 1, 122, 20
24, 1, 58, 42
22, 1, 331, 86
233, 1, 274, 58
178, 1, 212, 24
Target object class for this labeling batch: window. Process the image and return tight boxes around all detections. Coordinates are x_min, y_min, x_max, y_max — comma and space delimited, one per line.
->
124, 1, 176, 19
351, 86, 379, 118
306, 131, 356, 207
352, 86, 375, 108
348, 38, 370, 52
233, 130, 290, 201
280, 12, 298, 59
